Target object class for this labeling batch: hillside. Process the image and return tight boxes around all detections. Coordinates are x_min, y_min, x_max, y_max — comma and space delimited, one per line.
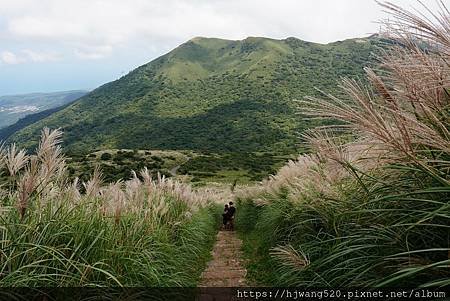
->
11, 36, 385, 154
0, 90, 86, 129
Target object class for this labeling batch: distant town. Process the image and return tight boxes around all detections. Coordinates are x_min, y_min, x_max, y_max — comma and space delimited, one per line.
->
0, 105, 39, 114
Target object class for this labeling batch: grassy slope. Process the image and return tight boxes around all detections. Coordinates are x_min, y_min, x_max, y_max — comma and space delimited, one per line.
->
11, 36, 384, 154
1, 197, 221, 287
64, 148, 293, 185
67, 149, 191, 183
236, 172, 450, 287
231, 25, 450, 287
178, 152, 295, 184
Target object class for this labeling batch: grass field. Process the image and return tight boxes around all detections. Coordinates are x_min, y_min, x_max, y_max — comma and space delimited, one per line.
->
235, 3, 450, 288
0, 129, 222, 287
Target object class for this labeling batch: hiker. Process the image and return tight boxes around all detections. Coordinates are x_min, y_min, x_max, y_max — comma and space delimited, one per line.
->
222, 204, 229, 230
227, 201, 236, 231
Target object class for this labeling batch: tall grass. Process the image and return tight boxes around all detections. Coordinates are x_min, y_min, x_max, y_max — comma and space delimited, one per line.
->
236, 1, 450, 287
0, 129, 220, 286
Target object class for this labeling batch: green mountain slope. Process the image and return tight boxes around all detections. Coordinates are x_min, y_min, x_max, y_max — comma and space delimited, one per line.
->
11, 36, 385, 154
0, 90, 86, 129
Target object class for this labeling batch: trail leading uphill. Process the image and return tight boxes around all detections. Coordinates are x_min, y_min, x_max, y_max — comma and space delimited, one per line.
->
199, 230, 247, 287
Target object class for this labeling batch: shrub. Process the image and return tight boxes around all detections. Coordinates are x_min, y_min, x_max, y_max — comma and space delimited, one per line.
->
100, 152, 112, 160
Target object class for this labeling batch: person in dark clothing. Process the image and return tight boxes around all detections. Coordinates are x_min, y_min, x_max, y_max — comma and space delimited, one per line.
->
222, 204, 229, 229
228, 202, 236, 231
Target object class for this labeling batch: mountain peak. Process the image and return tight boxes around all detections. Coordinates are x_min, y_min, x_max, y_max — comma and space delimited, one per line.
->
189, 36, 209, 42
11, 35, 383, 154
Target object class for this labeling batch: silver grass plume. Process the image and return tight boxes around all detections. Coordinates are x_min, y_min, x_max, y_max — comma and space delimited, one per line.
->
83, 165, 103, 198
5, 144, 28, 178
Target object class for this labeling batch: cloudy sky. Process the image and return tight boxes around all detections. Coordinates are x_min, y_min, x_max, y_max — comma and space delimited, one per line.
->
0, 0, 440, 95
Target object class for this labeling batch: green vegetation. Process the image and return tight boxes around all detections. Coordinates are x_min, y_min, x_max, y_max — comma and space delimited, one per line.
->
0, 129, 220, 287
67, 149, 190, 183
1, 201, 219, 287
179, 152, 294, 184
10, 36, 385, 154
235, 4, 450, 288
62, 148, 294, 185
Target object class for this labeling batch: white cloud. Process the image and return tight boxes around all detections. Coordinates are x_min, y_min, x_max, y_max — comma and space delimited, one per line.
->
0, 49, 61, 64
22, 49, 61, 62
0, 51, 25, 64
0, 0, 443, 63
74, 45, 113, 60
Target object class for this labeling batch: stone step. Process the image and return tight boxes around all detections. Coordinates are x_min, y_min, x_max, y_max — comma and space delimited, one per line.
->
213, 248, 241, 253
212, 246, 240, 252
215, 251, 242, 257
199, 277, 246, 287
216, 235, 238, 240
215, 240, 241, 244
207, 260, 242, 268
215, 240, 240, 243
204, 266, 243, 273
214, 243, 242, 248
214, 241, 241, 245
201, 269, 247, 280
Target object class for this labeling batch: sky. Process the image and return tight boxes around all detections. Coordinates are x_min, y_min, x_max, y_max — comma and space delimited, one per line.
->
0, 0, 441, 96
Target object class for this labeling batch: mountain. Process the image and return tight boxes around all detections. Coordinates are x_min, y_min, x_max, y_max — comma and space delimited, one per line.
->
10, 36, 385, 154
0, 90, 87, 129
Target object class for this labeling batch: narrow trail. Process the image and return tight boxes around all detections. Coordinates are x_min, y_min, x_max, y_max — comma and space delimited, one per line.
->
169, 164, 181, 177
199, 230, 247, 287
169, 158, 190, 177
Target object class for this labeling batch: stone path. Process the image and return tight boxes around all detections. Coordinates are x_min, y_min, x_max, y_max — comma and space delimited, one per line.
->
199, 230, 247, 287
